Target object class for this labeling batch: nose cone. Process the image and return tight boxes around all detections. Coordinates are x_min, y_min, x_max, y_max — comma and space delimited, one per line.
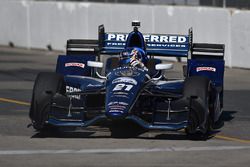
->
105, 67, 147, 120
106, 111, 127, 120
105, 101, 130, 120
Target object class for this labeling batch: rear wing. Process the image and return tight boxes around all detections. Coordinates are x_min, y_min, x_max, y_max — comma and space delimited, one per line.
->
191, 43, 225, 59
66, 39, 98, 55
66, 25, 224, 60
99, 25, 192, 57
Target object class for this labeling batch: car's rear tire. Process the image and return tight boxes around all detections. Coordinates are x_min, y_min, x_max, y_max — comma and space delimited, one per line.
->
183, 76, 211, 138
146, 58, 162, 77
29, 72, 65, 131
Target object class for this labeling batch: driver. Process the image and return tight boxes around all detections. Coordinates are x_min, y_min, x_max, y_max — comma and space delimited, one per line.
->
120, 47, 148, 70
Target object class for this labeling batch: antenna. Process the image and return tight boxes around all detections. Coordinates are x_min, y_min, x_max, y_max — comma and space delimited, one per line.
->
132, 20, 140, 31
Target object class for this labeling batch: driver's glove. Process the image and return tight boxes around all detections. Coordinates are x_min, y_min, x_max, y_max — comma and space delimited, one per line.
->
130, 59, 141, 67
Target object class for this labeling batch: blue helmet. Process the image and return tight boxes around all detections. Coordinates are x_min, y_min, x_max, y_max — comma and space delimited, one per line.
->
120, 47, 147, 65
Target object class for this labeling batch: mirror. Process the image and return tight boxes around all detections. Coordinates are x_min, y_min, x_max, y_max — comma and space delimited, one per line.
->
87, 61, 103, 68
87, 61, 106, 79
155, 63, 173, 70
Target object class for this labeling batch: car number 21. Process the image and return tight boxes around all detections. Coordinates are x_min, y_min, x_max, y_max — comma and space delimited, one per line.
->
113, 84, 133, 91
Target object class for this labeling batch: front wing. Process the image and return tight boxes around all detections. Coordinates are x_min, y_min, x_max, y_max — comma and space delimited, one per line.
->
46, 80, 207, 131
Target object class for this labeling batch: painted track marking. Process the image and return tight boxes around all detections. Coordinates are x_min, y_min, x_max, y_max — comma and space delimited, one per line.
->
0, 146, 250, 155
0, 97, 30, 106
215, 135, 250, 144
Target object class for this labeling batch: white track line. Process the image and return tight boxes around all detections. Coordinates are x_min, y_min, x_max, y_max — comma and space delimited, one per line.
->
0, 146, 250, 155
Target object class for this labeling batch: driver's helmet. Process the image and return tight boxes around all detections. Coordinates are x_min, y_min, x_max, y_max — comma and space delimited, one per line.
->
120, 47, 147, 65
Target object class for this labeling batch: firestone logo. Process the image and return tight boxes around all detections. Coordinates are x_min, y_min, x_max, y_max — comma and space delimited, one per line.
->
65, 62, 85, 69
196, 67, 216, 72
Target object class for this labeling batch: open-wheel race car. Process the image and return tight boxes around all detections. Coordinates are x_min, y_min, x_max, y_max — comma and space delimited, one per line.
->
29, 21, 225, 138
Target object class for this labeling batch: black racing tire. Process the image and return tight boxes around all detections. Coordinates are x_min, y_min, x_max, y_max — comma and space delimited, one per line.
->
29, 72, 65, 131
183, 76, 212, 138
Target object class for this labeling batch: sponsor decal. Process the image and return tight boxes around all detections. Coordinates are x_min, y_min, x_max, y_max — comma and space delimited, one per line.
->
112, 94, 129, 98
66, 86, 81, 99
146, 43, 187, 48
108, 101, 129, 113
108, 102, 128, 106
108, 110, 124, 113
115, 66, 131, 70
107, 34, 128, 41
106, 33, 188, 43
87, 84, 103, 87
144, 34, 187, 43
120, 69, 134, 77
106, 42, 187, 48
109, 105, 126, 110
65, 62, 85, 69
196, 67, 216, 72
114, 67, 140, 77
106, 42, 125, 47
108, 101, 128, 113
113, 92, 129, 95
113, 84, 133, 92
112, 77, 138, 85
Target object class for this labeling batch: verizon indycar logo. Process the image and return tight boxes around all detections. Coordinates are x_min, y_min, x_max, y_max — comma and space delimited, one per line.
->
65, 62, 85, 69
196, 67, 216, 72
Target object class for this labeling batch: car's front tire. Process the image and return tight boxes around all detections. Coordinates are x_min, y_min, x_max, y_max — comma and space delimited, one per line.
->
183, 76, 212, 138
29, 72, 65, 131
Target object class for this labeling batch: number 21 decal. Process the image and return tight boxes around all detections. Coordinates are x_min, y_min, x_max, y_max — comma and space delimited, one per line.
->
113, 84, 133, 91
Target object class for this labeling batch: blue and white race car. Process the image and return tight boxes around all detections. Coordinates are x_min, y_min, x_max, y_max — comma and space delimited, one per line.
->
29, 21, 225, 138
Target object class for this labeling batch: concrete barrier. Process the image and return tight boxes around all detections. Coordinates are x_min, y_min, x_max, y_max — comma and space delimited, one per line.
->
87, 3, 154, 37
153, 6, 231, 64
231, 10, 250, 69
0, 1, 29, 48
29, 1, 89, 50
0, 1, 250, 68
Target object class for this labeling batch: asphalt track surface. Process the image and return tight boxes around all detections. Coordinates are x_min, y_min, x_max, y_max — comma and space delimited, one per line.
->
0, 46, 250, 167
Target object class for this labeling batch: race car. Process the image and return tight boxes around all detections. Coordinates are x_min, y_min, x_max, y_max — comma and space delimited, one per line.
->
29, 21, 225, 138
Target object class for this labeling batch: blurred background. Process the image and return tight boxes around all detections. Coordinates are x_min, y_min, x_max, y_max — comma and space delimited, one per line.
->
1, 0, 250, 68
13, 0, 250, 9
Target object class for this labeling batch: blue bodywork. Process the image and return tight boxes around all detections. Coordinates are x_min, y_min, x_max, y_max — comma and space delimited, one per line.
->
188, 59, 224, 87
56, 55, 95, 76
105, 67, 148, 119
46, 24, 225, 132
